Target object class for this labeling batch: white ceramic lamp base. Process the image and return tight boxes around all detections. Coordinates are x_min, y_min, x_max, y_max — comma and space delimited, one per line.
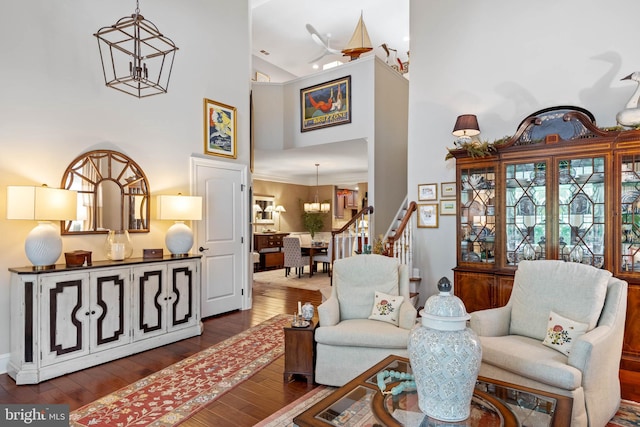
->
25, 221, 62, 269
166, 221, 194, 257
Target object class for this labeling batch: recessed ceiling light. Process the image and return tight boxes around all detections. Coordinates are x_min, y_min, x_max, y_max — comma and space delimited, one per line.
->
260, 49, 270, 55
312, 64, 319, 70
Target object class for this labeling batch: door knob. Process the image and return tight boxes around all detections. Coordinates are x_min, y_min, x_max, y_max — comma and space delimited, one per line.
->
199, 246, 209, 252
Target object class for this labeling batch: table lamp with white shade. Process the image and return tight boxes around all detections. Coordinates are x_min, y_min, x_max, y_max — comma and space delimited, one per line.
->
6, 185, 77, 270
157, 194, 202, 257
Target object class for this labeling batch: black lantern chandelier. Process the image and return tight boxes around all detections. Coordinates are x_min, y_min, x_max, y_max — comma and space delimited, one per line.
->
94, 0, 178, 98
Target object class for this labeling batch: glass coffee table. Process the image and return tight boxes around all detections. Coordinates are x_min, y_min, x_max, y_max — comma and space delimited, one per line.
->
293, 355, 572, 426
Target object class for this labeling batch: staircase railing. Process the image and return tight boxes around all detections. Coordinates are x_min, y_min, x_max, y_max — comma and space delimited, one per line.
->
328, 200, 417, 271
330, 205, 374, 266
384, 200, 417, 274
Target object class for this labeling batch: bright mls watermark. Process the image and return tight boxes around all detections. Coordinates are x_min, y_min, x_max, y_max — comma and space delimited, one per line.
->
0, 404, 68, 426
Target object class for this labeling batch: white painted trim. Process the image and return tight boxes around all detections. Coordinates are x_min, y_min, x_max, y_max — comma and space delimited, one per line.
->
0, 352, 9, 375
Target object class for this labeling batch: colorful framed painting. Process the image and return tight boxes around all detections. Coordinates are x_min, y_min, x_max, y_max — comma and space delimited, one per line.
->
440, 199, 457, 215
441, 182, 456, 199
418, 183, 437, 201
300, 75, 351, 132
204, 98, 237, 159
417, 203, 438, 228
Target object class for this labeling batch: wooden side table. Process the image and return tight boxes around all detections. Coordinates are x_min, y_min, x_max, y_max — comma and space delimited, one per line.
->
283, 320, 318, 385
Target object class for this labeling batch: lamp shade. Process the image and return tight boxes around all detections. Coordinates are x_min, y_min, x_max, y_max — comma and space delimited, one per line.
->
7, 186, 77, 220
6, 185, 77, 269
452, 114, 480, 137
275, 205, 286, 213
157, 195, 202, 221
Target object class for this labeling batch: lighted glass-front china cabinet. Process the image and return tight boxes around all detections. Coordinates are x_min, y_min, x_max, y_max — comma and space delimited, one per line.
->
449, 107, 640, 370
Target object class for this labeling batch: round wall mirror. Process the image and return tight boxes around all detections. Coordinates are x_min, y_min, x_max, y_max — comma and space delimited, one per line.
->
60, 149, 150, 234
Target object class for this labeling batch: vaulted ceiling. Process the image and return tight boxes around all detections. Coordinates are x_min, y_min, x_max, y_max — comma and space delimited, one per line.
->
250, 0, 409, 187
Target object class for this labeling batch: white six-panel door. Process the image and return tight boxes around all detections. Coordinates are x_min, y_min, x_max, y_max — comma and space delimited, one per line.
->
192, 157, 248, 318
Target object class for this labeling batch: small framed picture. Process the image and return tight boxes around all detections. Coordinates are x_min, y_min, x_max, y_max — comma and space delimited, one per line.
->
255, 71, 270, 82
204, 98, 237, 159
418, 183, 437, 201
441, 182, 456, 199
417, 203, 438, 228
440, 199, 457, 215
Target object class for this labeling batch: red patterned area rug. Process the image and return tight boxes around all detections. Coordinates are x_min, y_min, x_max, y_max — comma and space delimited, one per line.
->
69, 314, 291, 427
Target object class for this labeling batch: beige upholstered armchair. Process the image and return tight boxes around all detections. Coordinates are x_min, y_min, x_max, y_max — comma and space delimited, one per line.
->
470, 260, 627, 427
315, 254, 417, 386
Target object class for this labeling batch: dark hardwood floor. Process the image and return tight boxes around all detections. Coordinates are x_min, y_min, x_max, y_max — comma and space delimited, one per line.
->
2, 276, 640, 426
0, 279, 324, 426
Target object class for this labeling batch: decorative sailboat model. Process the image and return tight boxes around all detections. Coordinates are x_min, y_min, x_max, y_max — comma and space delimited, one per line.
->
341, 12, 373, 60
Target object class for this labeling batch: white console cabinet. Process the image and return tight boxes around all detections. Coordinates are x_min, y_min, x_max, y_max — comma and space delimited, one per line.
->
8, 256, 202, 384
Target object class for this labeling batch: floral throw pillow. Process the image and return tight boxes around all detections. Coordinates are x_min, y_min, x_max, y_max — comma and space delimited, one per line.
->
368, 291, 404, 326
542, 310, 589, 356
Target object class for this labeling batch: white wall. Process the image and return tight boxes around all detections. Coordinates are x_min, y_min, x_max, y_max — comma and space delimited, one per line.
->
373, 60, 409, 235
0, 0, 250, 363
408, 0, 640, 304
288, 60, 373, 150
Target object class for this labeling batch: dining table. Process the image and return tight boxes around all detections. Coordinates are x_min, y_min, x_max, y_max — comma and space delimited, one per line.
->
300, 242, 329, 277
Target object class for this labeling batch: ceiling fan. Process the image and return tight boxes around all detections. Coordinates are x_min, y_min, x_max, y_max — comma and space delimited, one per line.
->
306, 23, 342, 63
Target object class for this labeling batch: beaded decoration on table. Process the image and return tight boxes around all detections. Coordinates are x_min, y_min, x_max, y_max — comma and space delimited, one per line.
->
376, 369, 416, 396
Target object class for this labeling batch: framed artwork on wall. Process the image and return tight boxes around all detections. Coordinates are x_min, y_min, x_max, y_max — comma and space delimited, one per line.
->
417, 203, 438, 228
300, 75, 351, 132
255, 71, 270, 82
204, 98, 237, 159
440, 199, 457, 215
441, 182, 456, 199
418, 183, 437, 201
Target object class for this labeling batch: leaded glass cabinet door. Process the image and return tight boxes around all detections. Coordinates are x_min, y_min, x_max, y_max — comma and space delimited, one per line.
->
460, 166, 496, 264
621, 154, 640, 272
505, 161, 547, 265
557, 157, 605, 268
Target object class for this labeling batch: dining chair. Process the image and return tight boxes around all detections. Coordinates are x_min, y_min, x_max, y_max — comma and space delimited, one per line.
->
283, 236, 310, 278
312, 239, 332, 274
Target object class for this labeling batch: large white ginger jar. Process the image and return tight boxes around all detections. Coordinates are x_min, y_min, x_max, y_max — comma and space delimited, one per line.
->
407, 277, 482, 422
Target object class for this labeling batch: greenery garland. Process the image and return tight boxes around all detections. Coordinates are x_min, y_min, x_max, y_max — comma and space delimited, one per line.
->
444, 123, 640, 160
445, 136, 510, 160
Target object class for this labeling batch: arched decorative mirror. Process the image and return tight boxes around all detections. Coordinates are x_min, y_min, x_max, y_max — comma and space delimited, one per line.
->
60, 150, 150, 234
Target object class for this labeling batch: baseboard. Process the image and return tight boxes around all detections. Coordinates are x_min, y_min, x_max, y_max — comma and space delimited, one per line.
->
0, 352, 9, 375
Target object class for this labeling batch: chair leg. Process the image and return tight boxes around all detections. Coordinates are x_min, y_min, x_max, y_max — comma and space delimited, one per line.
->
285, 267, 290, 277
